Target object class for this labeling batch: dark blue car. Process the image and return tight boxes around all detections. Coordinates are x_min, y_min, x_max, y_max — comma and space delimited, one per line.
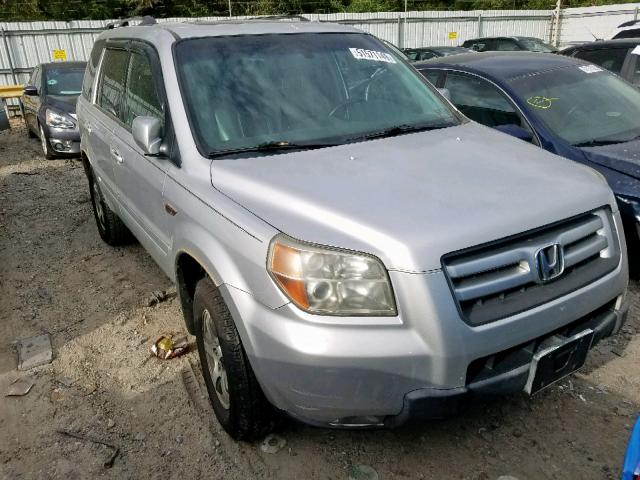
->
623, 416, 640, 480
416, 52, 640, 255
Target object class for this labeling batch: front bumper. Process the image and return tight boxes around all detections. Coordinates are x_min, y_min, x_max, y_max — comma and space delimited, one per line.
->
385, 299, 628, 427
220, 234, 627, 428
45, 125, 80, 154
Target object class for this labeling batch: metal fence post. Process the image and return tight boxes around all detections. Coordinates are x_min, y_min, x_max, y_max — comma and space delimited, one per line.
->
0, 28, 23, 117
635, 5, 638, 21
477, 11, 483, 37
397, 15, 403, 48
552, 0, 562, 47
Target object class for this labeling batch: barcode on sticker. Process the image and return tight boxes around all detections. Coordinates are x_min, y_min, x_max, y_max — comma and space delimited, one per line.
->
579, 65, 602, 74
349, 48, 396, 64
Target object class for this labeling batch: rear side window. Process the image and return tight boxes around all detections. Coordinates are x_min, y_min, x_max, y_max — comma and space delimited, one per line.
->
97, 48, 129, 119
123, 51, 164, 128
573, 47, 629, 74
82, 40, 105, 100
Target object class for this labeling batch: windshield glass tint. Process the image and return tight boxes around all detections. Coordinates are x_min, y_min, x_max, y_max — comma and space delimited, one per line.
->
511, 65, 640, 146
45, 68, 84, 96
519, 38, 555, 52
175, 33, 458, 154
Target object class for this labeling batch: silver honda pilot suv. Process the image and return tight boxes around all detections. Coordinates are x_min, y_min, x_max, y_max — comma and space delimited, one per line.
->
77, 18, 629, 439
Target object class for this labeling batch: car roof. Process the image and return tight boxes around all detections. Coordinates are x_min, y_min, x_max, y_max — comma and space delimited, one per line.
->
414, 51, 587, 82
564, 38, 640, 50
99, 20, 362, 42
40, 61, 86, 70
463, 36, 539, 42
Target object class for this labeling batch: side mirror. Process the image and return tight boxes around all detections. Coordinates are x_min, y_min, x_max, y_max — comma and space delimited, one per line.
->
437, 88, 452, 101
23, 85, 38, 96
494, 123, 533, 142
132, 116, 163, 155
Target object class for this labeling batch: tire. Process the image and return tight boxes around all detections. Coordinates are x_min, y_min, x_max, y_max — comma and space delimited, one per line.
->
39, 124, 55, 159
194, 277, 275, 440
26, 118, 37, 138
88, 172, 132, 246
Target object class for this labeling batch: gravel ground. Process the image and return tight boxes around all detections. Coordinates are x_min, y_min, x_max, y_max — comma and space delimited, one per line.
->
0, 120, 639, 480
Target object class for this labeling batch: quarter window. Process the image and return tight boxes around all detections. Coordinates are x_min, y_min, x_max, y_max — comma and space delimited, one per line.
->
97, 48, 129, 119
83, 40, 105, 100
444, 72, 531, 133
123, 51, 164, 128
573, 47, 629, 74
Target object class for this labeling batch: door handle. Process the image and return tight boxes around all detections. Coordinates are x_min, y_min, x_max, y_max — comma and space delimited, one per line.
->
110, 147, 124, 164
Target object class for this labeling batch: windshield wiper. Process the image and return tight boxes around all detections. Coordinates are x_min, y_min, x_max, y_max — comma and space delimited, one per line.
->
207, 141, 339, 158
348, 123, 453, 142
574, 138, 629, 147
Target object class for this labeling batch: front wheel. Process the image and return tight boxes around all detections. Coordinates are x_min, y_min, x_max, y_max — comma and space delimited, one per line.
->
194, 277, 275, 440
88, 172, 131, 246
39, 124, 55, 159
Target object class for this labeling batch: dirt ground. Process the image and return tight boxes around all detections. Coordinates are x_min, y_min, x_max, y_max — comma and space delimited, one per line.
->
0, 120, 639, 480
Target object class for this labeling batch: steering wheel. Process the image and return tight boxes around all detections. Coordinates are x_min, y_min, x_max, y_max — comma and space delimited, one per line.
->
364, 67, 390, 101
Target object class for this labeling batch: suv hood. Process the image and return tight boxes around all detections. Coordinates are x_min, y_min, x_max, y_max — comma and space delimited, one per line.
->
211, 123, 614, 272
580, 140, 640, 179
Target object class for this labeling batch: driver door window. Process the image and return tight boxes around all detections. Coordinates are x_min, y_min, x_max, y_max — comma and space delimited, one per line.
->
444, 72, 533, 138
123, 51, 164, 129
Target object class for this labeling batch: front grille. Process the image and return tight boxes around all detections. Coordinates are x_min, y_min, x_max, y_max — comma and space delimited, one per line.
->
442, 208, 620, 326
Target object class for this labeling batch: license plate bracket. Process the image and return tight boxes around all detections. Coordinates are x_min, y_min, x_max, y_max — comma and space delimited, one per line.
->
524, 329, 594, 395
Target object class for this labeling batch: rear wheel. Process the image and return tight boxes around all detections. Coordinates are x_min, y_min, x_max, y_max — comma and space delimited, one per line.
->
88, 172, 131, 246
194, 277, 275, 440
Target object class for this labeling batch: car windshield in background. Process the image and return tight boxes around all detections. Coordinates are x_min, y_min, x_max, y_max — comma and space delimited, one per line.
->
510, 65, 640, 146
436, 47, 472, 56
44, 68, 84, 96
518, 38, 556, 52
175, 33, 459, 155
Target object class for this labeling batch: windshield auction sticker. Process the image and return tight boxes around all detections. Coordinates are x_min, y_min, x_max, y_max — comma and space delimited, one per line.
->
349, 48, 396, 63
578, 65, 602, 74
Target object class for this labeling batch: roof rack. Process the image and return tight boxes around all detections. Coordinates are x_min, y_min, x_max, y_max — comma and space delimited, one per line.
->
107, 15, 157, 29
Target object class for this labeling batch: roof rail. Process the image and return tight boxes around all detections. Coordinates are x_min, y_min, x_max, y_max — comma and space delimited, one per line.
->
107, 15, 157, 29
618, 19, 640, 28
192, 14, 310, 24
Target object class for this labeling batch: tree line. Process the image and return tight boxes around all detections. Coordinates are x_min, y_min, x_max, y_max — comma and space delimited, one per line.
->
0, 0, 637, 21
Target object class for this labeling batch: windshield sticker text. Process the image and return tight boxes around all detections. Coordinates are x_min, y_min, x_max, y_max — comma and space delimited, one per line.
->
578, 65, 602, 74
349, 48, 396, 64
526, 96, 558, 109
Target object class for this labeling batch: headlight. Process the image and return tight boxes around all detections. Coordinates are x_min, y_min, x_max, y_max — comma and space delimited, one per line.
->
267, 235, 397, 316
45, 109, 75, 129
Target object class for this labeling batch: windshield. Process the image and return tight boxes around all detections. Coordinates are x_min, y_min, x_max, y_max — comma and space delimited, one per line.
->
436, 47, 472, 56
175, 33, 459, 155
518, 38, 555, 53
44, 68, 84, 96
510, 64, 640, 146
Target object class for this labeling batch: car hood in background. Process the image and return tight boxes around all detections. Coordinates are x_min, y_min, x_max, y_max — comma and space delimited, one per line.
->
580, 140, 640, 180
44, 95, 79, 115
211, 123, 614, 272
